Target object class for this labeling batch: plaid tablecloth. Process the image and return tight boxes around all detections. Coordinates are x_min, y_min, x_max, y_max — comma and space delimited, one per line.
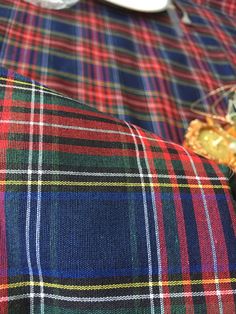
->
1, 0, 236, 143
0, 0, 236, 313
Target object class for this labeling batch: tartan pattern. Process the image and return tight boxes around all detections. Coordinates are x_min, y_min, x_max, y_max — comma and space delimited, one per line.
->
0, 0, 236, 144
0, 67, 235, 313
195, 0, 236, 17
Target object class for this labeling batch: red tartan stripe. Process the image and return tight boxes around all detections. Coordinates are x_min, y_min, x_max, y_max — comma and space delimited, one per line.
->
0, 74, 13, 313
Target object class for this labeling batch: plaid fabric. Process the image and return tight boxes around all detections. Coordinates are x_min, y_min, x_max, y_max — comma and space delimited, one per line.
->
0, 67, 235, 313
0, 0, 236, 144
195, 0, 236, 17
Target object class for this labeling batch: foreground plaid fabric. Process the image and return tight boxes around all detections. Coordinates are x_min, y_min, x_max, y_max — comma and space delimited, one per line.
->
1, 0, 236, 143
0, 67, 235, 313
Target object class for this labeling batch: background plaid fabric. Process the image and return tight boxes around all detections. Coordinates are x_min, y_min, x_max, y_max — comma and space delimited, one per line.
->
195, 0, 236, 17
0, 0, 236, 144
0, 67, 235, 313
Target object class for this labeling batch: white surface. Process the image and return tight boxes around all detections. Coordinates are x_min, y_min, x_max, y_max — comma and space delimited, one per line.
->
24, 0, 79, 9
105, 0, 170, 12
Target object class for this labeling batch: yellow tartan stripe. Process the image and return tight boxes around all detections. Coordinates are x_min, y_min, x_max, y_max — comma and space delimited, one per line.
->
0, 181, 229, 189
1, 278, 235, 291
0, 77, 51, 91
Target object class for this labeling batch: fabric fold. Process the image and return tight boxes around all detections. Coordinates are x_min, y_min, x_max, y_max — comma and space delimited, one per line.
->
0, 67, 235, 312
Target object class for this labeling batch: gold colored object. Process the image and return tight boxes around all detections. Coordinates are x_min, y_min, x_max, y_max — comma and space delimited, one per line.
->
226, 125, 236, 138
184, 85, 236, 171
184, 117, 236, 171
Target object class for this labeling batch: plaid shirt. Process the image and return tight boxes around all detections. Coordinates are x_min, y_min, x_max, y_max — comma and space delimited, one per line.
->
0, 66, 235, 313
0, 0, 235, 312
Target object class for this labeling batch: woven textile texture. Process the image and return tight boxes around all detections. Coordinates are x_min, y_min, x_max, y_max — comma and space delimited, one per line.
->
0, 67, 235, 313
195, 0, 236, 17
1, 0, 236, 143
0, 0, 236, 313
